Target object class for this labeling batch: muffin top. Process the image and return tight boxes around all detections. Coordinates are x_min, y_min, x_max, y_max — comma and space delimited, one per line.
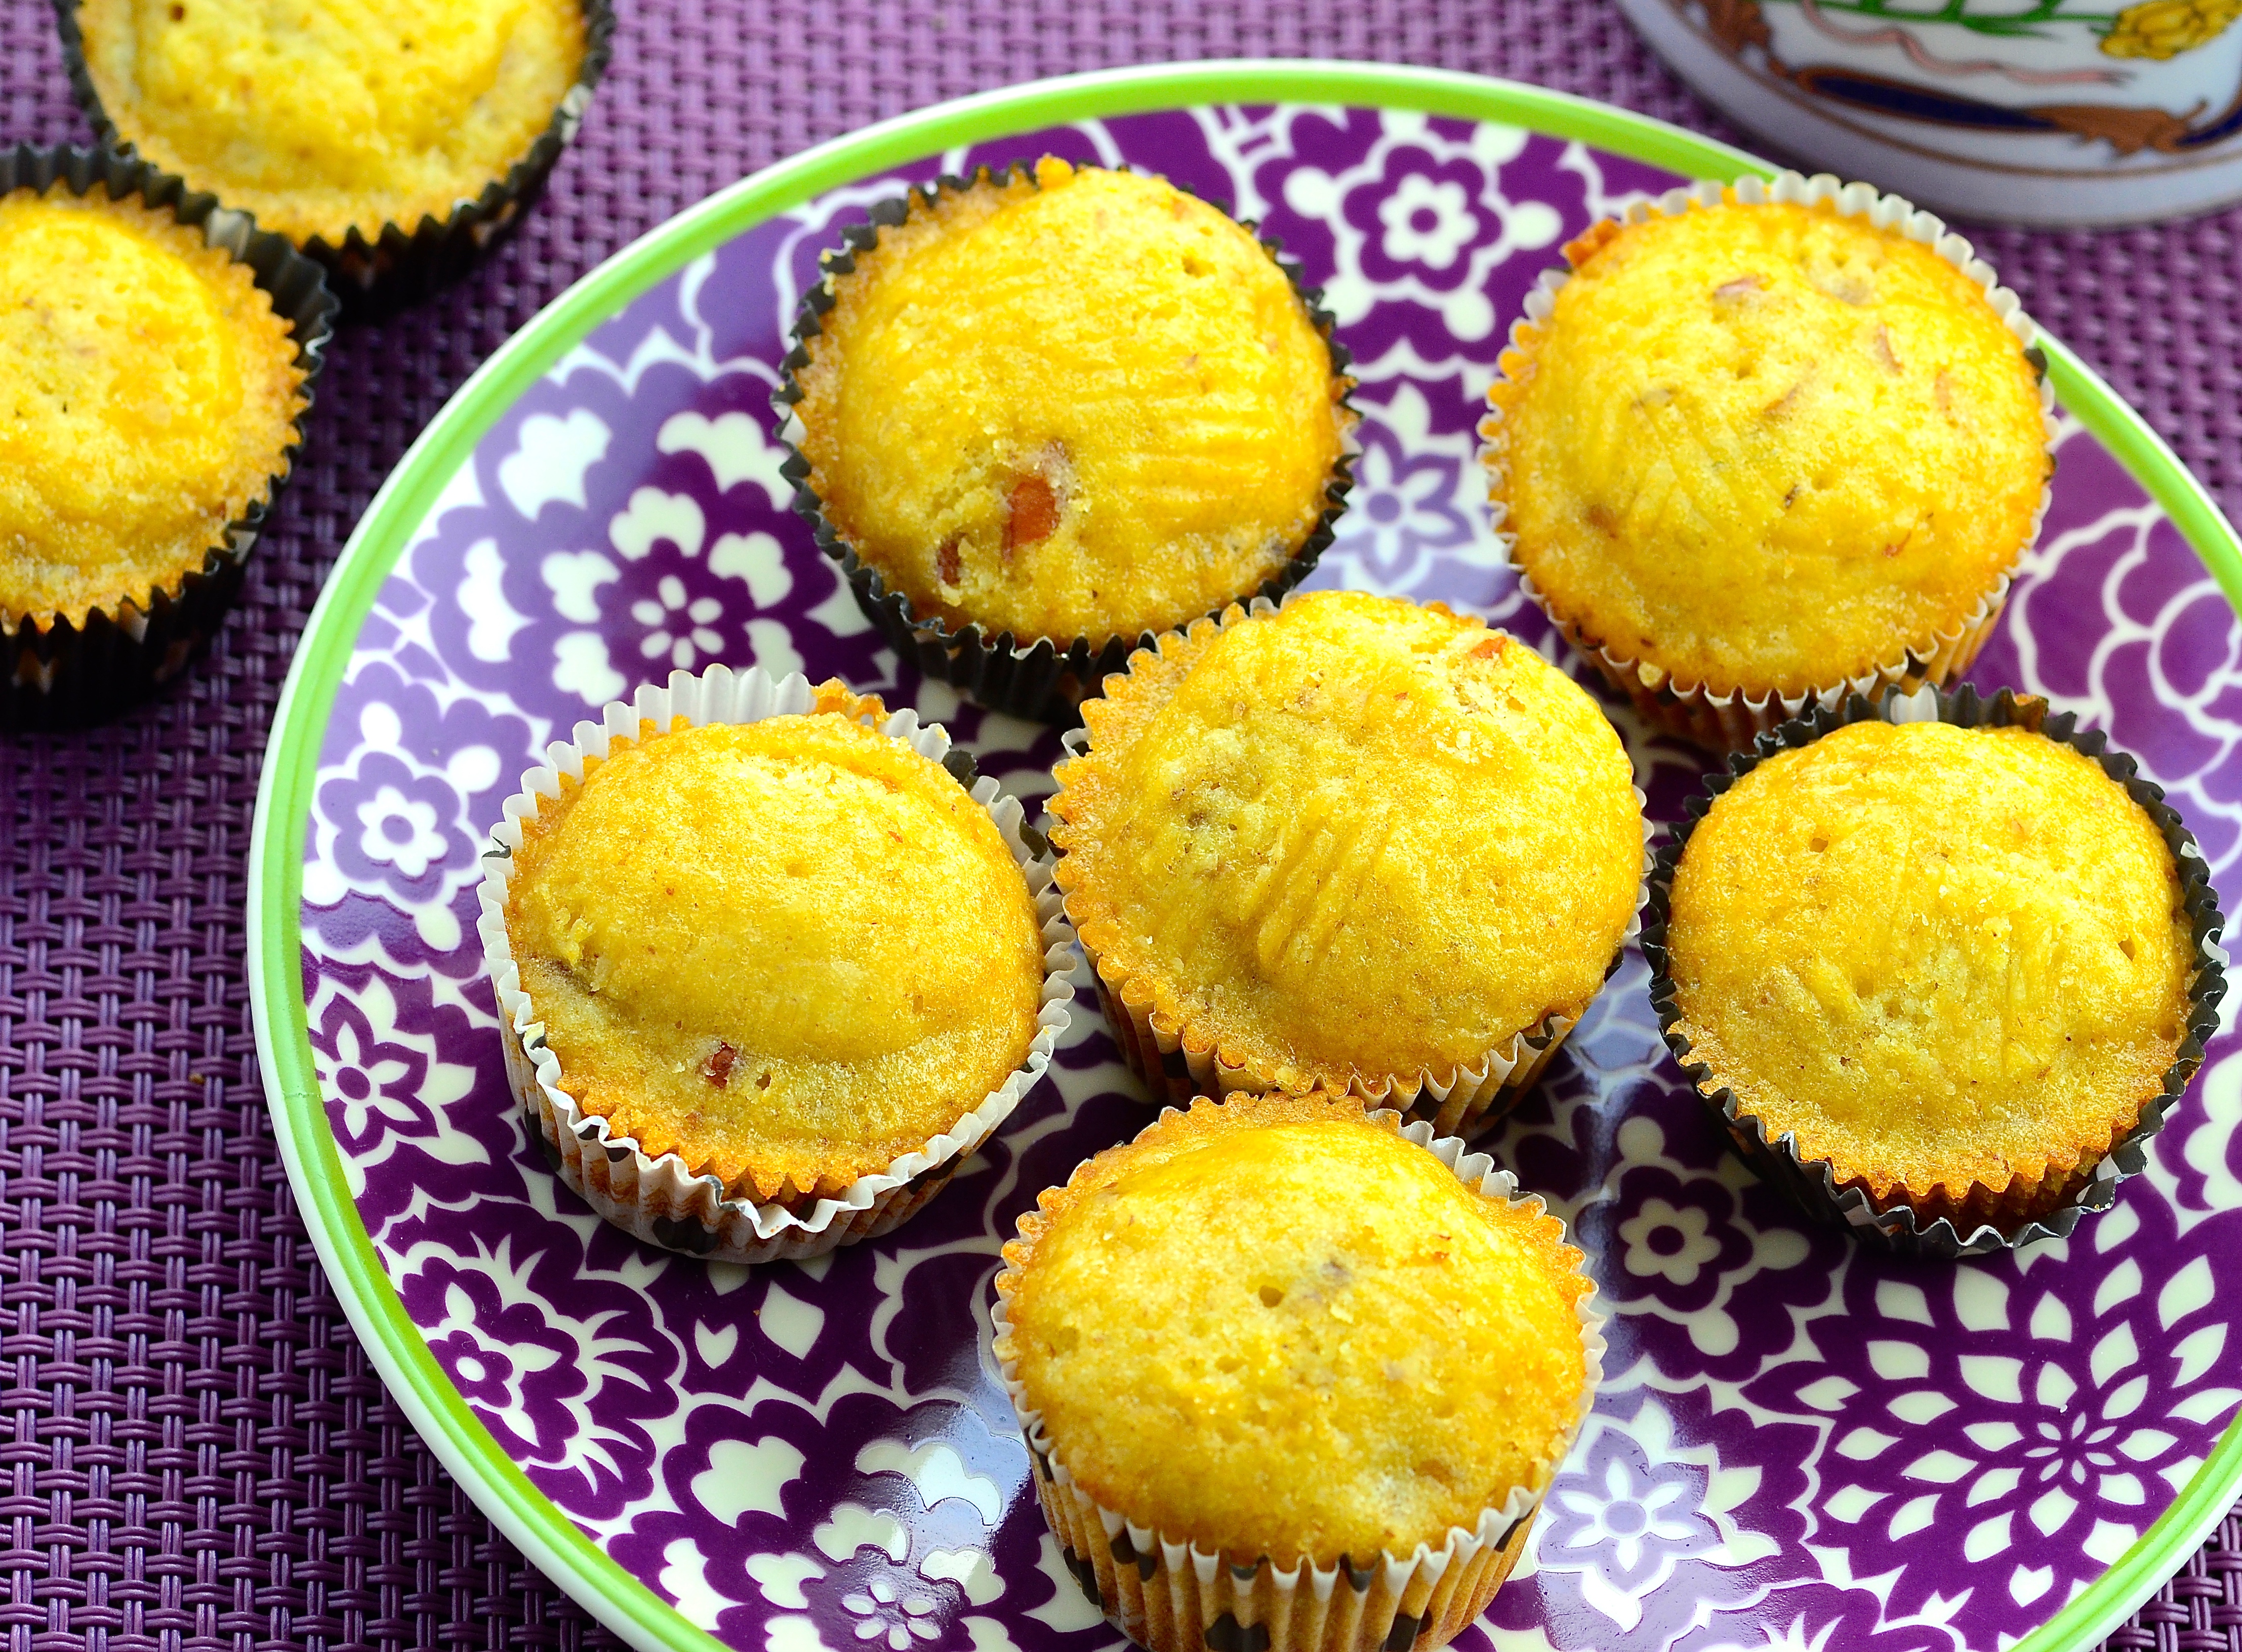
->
0, 184, 306, 628
1487, 197, 2048, 699
791, 157, 1352, 650
1051, 591, 1642, 1089
504, 687, 1046, 1201
1666, 718, 2194, 1204
75, 0, 586, 247
999, 1093, 1590, 1565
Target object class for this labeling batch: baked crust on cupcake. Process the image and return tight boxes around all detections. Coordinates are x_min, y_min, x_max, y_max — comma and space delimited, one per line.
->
786, 157, 1353, 653
71, 0, 588, 249
501, 681, 1046, 1203
997, 1094, 1592, 1571
0, 182, 306, 630
1485, 188, 2048, 708
1050, 590, 1643, 1121
1663, 717, 2195, 1231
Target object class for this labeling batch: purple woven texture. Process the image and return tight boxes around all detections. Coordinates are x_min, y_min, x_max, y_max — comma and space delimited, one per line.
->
1, 4, 2238, 1650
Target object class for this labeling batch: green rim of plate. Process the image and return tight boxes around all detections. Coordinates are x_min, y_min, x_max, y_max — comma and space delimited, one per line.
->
246, 59, 2242, 1652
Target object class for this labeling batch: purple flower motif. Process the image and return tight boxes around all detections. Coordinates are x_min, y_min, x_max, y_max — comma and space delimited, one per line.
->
310, 980, 455, 1160
1616, 1187, 1738, 1291
390, 1225, 684, 1517
1544, 1442, 1720, 1598
1268, 113, 1570, 348
301, 961, 521, 1229
432, 1324, 539, 1411
304, 662, 538, 970
816, 1554, 958, 1651
1328, 382, 1481, 591
1505, 1390, 1798, 1642
1344, 148, 1501, 289
322, 751, 473, 900
1746, 1194, 2242, 1637
1671, 1582, 1960, 1652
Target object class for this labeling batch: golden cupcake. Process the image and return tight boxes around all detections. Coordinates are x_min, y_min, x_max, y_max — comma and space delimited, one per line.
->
785, 158, 1353, 667
1659, 711, 2205, 1240
0, 181, 307, 635
70, 0, 591, 252
994, 1092, 1600, 1652
1484, 180, 2050, 744
1050, 590, 1644, 1133
499, 680, 1049, 1208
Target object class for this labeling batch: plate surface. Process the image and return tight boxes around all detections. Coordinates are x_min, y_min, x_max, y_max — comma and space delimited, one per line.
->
249, 65, 2242, 1652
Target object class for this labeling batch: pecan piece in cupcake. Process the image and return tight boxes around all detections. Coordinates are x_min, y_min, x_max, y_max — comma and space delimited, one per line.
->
1648, 689, 2225, 1254
992, 1092, 1604, 1652
1050, 590, 1646, 1134
779, 157, 1355, 719
1483, 174, 2053, 749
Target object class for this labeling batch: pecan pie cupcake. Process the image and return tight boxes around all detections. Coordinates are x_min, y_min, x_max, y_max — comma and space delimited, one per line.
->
1050, 590, 1646, 1135
993, 1092, 1604, 1652
0, 151, 328, 722
1484, 173, 2053, 748
1648, 687, 2225, 1254
780, 157, 1355, 718
64, 0, 612, 298
479, 667, 1075, 1263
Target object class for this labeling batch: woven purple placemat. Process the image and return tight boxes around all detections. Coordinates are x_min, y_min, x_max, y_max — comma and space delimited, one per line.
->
1, 6, 2236, 1650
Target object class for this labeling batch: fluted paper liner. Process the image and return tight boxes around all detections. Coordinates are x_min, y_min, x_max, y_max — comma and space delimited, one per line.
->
475, 664, 1078, 1265
990, 1109, 1607, 1652
1050, 597, 1652, 1137
56, 0, 616, 310
773, 161, 1357, 724
1642, 683, 2229, 1258
1480, 171, 2059, 751
0, 142, 335, 727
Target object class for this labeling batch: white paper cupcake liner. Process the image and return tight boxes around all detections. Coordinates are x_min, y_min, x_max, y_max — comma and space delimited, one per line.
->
1642, 682, 2229, 1257
475, 663, 1078, 1265
1479, 170, 2059, 752
1050, 598, 1653, 1136
989, 1110, 1607, 1652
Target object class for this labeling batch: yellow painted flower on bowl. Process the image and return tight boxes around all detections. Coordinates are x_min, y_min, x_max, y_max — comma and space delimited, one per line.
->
2100, 0, 2242, 58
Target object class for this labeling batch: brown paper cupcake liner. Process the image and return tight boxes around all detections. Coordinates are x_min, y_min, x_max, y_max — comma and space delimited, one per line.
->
989, 1110, 1607, 1652
55, 0, 615, 312
772, 162, 1357, 725
475, 664, 1078, 1266
1049, 598, 1652, 1137
0, 143, 335, 728
1641, 682, 2229, 1258
1480, 171, 2058, 752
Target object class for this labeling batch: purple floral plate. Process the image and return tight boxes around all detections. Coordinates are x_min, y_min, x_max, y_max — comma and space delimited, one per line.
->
247, 63, 2242, 1652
